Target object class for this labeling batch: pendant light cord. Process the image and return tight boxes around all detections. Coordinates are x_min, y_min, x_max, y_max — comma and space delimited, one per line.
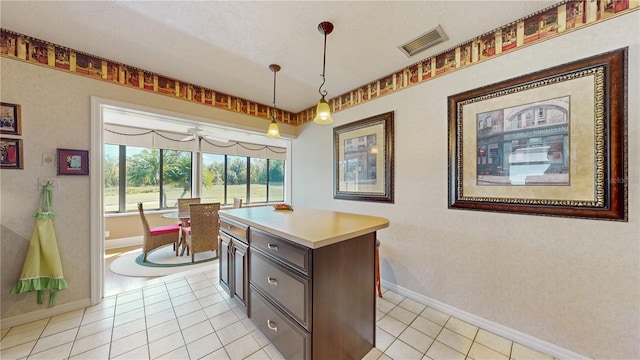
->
272, 68, 277, 120
318, 31, 328, 97
269, 64, 280, 122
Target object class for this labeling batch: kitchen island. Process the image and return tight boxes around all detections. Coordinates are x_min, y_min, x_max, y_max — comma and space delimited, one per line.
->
219, 206, 389, 360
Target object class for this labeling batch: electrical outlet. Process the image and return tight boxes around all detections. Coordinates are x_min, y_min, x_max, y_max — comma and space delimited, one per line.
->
105, 231, 110, 238
38, 177, 59, 190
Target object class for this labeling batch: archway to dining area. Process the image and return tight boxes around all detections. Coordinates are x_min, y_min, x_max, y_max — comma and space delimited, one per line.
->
90, 97, 292, 302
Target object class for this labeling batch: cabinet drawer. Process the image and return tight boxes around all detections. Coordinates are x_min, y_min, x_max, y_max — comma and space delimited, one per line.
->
250, 228, 311, 275
250, 251, 311, 330
220, 217, 249, 243
250, 286, 310, 360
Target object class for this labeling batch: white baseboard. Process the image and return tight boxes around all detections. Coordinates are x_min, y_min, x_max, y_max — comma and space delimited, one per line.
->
380, 279, 589, 360
105, 236, 143, 250
0, 299, 91, 329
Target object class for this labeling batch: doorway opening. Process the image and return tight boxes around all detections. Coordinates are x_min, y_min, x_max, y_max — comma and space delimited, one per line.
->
90, 97, 292, 303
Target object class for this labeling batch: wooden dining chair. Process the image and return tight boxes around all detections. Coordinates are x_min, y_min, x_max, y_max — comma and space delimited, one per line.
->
376, 238, 382, 298
177, 197, 200, 255
137, 202, 180, 262
178, 197, 201, 213
184, 202, 220, 262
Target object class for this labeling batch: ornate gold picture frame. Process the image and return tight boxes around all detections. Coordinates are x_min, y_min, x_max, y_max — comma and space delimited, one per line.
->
448, 48, 627, 221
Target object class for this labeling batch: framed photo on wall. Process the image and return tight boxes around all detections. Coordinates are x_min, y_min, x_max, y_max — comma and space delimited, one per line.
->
334, 111, 394, 203
0, 138, 24, 170
57, 148, 89, 175
1, 102, 22, 135
448, 48, 627, 221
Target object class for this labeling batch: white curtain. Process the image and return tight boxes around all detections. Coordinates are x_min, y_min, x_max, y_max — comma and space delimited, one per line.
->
104, 124, 286, 160
103, 124, 154, 148
153, 130, 198, 152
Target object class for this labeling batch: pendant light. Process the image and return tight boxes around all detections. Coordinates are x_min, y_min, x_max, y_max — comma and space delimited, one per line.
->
266, 64, 281, 138
313, 21, 334, 125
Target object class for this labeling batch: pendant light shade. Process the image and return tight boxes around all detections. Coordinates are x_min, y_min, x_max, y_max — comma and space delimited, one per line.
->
314, 97, 333, 124
266, 64, 281, 138
266, 119, 280, 138
313, 21, 334, 125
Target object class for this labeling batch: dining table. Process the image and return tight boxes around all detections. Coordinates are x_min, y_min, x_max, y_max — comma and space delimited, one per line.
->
160, 211, 190, 220
160, 211, 191, 255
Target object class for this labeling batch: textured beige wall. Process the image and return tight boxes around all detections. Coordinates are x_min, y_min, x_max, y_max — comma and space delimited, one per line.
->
292, 12, 639, 360
0, 57, 293, 320
105, 215, 141, 240
105, 213, 176, 240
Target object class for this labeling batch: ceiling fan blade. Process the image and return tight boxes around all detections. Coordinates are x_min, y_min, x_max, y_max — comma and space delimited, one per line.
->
181, 126, 229, 143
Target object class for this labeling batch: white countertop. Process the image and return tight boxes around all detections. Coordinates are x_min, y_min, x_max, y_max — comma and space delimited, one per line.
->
220, 207, 389, 249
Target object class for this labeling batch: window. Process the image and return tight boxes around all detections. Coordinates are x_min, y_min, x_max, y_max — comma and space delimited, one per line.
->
126, 146, 161, 211
525, 111, 535, 127
104, 144, 120, 212
201, 153, 225, 204
102, 106, 288, 213
537, 107, 546, 125
510, 115, 521, 130
162, 150, 193, 208
251, 157, 267, 202
105, 142, 286, 213
268, 159, 285, 203
227, 155, 247, 203
104, 145, 194, 212
200, 154, 284, 205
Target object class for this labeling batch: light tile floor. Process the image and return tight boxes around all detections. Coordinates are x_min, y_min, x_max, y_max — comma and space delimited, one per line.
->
1, 264, 558, 360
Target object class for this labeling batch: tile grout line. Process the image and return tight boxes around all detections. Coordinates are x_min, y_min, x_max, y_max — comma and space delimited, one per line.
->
465, 326, 480, 359
25, 315, 52, 359
182, 276, 199, 359
143, 283, 153, 360
508, 341, 514, 360
387, 296, 447, 358
164, 278, 187, 359
197, 277, 230, 360
64, 309, 85, 359
424, 312, 449, 358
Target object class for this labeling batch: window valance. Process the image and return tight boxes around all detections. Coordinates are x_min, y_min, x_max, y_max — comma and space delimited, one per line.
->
104, 124, 286, 160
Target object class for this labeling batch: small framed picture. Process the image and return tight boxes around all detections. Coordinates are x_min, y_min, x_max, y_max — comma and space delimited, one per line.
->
1, 102, 22, 135
57, 148, 89, 175
0, 138, 24, 170
334, 111, 394, 203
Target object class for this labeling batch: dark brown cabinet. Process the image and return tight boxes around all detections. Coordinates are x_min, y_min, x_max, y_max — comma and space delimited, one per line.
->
232, 238, 248, 305
249, 227, 375, 360
218, 217, 249, 312
218, 232, 231, 292
220, 207, 388, 360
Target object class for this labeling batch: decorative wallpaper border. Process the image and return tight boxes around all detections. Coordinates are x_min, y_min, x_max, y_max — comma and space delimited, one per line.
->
318, 0, 638, 121
1, 0, 637, 126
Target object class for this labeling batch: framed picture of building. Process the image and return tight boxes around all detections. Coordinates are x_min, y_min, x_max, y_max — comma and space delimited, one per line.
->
334, 111, 394, 203
448, 48, 627, 221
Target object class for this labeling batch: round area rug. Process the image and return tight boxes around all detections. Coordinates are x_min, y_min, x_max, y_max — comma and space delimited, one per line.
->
110, 244, 218, 277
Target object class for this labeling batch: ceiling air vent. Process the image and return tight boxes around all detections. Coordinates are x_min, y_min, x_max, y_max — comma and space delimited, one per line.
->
398, 25, 448, 57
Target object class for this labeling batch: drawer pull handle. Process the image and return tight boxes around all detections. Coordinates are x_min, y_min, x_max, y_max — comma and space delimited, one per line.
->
267, 320, 278, 332
267, 277, 278, 286
267, 243, 278, 251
